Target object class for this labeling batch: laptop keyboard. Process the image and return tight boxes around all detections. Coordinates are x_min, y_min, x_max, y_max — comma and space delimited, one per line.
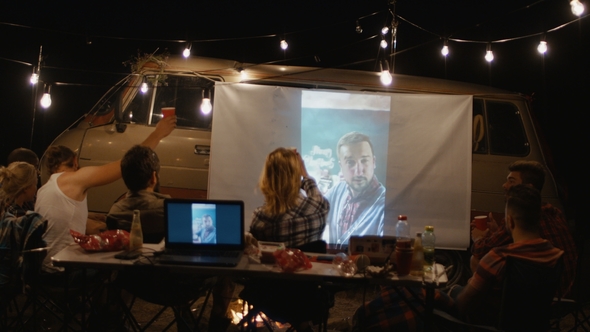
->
169, 250, 240, 258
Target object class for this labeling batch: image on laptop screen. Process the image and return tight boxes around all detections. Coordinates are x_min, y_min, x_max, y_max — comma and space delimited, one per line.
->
165, 199, 244, 249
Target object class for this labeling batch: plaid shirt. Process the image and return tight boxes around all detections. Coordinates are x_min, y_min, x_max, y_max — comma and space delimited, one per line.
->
471, 203, 577, 296
250, 177, 329, 248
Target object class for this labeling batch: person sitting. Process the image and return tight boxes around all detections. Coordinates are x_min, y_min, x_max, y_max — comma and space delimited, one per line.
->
353, 184, 563, 330
6, 148, 40, 211
34, 116, 175, 274
453, 184, 563, 324
0, 162, 47, 312
107, 145, 170, 243
249, 147, 329, 247
242, 147, 330, 332
470, 160, 576, 297
0, 162, 39, 218
109, 144, 234, 332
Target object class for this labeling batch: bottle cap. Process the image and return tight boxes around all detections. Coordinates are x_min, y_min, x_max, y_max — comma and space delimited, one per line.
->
398, 215, 407, 220
416, 232, 422, 236
425, 225, 434, 232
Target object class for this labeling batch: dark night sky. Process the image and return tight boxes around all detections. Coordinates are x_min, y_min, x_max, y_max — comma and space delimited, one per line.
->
1, 0, 588, 221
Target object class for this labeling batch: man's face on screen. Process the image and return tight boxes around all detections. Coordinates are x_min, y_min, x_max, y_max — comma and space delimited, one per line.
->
338, 141, 376, 196
203, 216, 213, 230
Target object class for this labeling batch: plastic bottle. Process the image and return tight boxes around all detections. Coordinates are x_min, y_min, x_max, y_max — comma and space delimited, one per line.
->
422, 226, 435, 273
395, 215, 410, 240
410, 232, 424, 277
129, 209, 143, 251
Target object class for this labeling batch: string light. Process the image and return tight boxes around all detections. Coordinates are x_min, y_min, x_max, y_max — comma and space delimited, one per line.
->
381, 26, 389, 35
355, 20, 363, 34
570, 0, 585, 16
140, 80, 148, 93
380, 39, 388, 49
441, 40, 449, 56
485, 44, 494, 62
379, 60, 392, 86
280, 39, 288, 50
200, 89, 212, 114
239, 69, 248, 80
183, 43, 191, 58
40, 84, 51, 109
30, 68, 39, 85
537, 40, 548, 54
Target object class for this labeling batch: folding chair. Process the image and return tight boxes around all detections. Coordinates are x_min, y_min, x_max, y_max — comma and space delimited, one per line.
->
435, 255, 563, 332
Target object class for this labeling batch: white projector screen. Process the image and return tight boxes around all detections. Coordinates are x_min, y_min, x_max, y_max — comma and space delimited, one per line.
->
209, 83, 472, 250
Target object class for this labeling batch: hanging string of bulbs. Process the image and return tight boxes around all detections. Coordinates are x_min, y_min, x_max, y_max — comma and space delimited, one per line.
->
2, 0, 587, 109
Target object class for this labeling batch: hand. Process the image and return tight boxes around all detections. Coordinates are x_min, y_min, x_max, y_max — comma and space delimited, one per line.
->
487, 212, 499, 233
295, 152, 309, 178
154, 115, 177, 139
471, 227, 489, 243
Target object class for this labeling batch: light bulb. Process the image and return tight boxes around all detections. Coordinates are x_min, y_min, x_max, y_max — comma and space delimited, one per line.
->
40, 93, 52, 109
183, 47, 191, 58
280, 39, 288, 50
140, 82, 148, 93
485, 50, 494, 62
380, 71, 392, 86
381, 26, 389, 35
30, 73, 39, 85
240, 70, 248, 81
441, 45, 449, 56
571, 0, 585, 16
201, 98, 212, 114
537, 41, 548, 54
380, 40, 388, 49
355, 21, 363, 34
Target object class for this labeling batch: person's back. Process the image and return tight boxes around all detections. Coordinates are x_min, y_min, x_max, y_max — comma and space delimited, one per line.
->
107, 145, 170, 243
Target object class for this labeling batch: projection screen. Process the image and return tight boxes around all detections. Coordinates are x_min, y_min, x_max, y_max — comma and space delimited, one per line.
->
209, 83, 472, 250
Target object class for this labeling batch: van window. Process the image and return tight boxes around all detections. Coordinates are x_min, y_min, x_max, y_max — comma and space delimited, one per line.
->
151, 75, 213, 130
486, 101, 529, 156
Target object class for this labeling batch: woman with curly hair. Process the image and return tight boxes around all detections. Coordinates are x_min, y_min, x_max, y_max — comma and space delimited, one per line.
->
0, 162, 38, 218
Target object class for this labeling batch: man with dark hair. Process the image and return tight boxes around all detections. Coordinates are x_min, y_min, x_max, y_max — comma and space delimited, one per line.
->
454, 184, 563, 325
471, 160, 576, 296
108, 145, 170, 242
322, 131, 386, 247
7, 147, 39, 168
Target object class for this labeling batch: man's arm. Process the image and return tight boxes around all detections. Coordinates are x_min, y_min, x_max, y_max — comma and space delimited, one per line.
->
471, 227, 511, 259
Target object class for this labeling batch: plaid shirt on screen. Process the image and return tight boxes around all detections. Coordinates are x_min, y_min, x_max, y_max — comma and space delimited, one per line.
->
471, 203, 577, 296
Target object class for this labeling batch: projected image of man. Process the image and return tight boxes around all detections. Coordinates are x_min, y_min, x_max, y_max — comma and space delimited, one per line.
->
323, 132, 385, 246
196, 214, 216, 244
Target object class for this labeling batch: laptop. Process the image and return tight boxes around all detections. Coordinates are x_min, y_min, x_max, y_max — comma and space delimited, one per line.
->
157, 198, 245, 267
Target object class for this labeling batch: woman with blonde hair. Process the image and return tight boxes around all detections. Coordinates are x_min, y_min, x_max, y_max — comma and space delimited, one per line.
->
0, 162, 38, 218
250, 147, 329, 247
244, 148, 330, 331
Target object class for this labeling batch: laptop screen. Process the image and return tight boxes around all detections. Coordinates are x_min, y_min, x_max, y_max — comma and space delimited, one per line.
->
164, 199, 244, 250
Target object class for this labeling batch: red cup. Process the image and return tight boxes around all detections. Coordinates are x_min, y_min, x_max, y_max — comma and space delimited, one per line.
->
474, 215, 488, 231
162, 107, 176, 118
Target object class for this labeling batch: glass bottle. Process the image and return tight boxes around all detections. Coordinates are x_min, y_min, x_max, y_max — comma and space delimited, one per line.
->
395, 214, 411, 248
410, 232, 424, 276
129, 209, 143, 251
422, 226, 435, 273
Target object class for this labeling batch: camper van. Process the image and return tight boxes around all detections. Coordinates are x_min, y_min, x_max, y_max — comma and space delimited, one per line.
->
42, 55, 563, 247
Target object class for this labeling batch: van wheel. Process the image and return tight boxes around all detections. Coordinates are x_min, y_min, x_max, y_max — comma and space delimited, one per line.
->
434, 249, 471, 291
